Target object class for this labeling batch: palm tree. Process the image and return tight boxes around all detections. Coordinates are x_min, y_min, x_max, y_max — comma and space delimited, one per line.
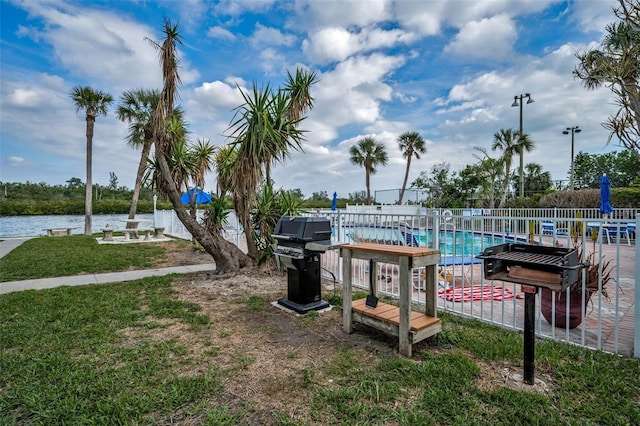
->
214, 144, 237, 196
147, 18, 251, 272
397, 131, 426, 204
116, 89, 160, 221
523, 162, 552, 196
70, 86, 113, 235
226, 72, 315, 259
349, 137, 389, 205
574, 0, 640, 159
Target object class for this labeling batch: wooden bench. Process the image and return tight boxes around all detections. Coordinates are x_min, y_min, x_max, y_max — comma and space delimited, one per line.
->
351, 298, 441, 345
341, 243, 441, 357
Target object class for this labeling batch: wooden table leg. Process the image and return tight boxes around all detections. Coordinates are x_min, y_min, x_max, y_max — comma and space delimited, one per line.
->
398, 255, 411, 357
342, 248, 353, 334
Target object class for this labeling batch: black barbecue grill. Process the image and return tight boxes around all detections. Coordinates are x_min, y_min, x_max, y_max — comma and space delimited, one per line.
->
479, 243, 582, 293
477, 243, 587, 385
272, 216, 335, 314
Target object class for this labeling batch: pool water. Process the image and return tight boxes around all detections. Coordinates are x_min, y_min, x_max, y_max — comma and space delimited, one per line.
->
415, 230, 514, 256
339, 226, 515, 256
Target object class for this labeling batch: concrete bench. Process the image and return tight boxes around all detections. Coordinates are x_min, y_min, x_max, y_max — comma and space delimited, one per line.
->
101, 228, 114, 241
45, 228, 73, 237
109, 228, 154, 241
154, 227, 165, 238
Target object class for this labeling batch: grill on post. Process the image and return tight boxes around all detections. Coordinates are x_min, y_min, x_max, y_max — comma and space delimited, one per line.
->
272, 216, 333, 314
478, 243, 586, 385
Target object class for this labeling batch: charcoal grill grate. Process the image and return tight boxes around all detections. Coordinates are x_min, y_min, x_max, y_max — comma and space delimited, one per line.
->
477, 243, 583, 293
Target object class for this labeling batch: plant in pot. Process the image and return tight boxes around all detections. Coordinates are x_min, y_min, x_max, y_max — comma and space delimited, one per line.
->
540, 231, 614, 329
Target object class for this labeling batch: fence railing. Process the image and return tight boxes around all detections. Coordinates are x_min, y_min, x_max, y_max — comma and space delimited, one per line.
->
154, 206, 638, 358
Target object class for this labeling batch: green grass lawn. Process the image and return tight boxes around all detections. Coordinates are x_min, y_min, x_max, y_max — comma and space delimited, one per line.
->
1, 278, 639, 425
0, 235, 189, 282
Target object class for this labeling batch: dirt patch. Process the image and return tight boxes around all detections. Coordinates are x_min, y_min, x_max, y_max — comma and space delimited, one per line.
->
162, 270, 391, 423
153, 241, 215, 268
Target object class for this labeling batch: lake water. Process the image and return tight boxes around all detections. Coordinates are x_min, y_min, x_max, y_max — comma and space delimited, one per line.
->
0, 214, 155, 238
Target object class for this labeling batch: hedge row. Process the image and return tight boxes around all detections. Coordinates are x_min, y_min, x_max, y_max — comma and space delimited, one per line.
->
539, 188, 640, 208
0, 200, 174, 216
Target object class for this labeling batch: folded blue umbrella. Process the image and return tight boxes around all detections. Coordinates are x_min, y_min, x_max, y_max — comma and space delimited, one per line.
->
599, 174, 613, 215
180, 188, 212, 205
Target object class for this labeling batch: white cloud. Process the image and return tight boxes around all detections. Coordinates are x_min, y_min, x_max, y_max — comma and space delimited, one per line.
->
303, 26, 415, 64
9, 156, 24, 164
445, 14, 516, 60
207, 26, 236, 40
249, 23, 296, 48
293, 0, 391, 30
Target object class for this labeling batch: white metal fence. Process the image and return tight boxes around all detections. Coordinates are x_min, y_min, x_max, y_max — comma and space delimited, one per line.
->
154, 206, 639, 358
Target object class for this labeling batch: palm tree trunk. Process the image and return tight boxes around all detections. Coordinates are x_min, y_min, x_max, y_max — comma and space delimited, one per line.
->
84, 115, 95, 235
365, 166, 372, 204
398, 158, 412, 205
155, 151, 251, 272
128, 140, 152, 221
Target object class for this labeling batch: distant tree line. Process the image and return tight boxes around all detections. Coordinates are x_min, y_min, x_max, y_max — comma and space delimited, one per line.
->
0, 176, 173, 216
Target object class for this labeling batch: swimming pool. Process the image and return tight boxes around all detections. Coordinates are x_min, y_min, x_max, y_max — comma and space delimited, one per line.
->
340, 225, 518, 256
415, 229, 517, 256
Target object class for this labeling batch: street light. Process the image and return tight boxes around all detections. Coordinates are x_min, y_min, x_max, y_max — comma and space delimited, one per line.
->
512, 93, 534, 197
562, 126, 581, 191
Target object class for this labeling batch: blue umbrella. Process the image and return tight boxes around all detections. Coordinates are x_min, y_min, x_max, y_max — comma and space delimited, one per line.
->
599, 174, 613, 216
331, 192, 337, 211
180, 188, 212, 205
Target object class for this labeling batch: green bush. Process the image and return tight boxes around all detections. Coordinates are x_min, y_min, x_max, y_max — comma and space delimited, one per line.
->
539, 188, 640, 208
0, 199, 174, 216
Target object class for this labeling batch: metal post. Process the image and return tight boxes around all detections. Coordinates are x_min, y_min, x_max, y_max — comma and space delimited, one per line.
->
563, 126, 581, 191
512, 93, 533, 198
519, 99, 524, 198
522, 285, 537, 385
635, 213, 640, 358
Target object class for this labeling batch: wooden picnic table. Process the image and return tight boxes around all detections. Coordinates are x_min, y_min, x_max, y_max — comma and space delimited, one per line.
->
341, 243, 441, 357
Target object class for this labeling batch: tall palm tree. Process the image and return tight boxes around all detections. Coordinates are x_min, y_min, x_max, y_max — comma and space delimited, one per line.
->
147, 18, 250, 272
574, 0, 640, 158
70, 86, 113, 235
214, 144, 237, 196
397, 131, 426, 204
116, 89, 160, 221
349, 137, 389, 205
227, 82, 307, 259
284, 68, 317, 122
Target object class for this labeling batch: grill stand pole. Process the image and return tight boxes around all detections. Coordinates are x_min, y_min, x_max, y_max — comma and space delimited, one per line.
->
522, 285, 538, 385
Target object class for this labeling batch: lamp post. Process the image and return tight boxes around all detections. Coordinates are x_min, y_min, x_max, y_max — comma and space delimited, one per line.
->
512, 93, 534, 197
562, 126, 581, 191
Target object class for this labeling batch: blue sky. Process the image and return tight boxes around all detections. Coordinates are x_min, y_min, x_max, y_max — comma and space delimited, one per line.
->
0, 0, 623, 199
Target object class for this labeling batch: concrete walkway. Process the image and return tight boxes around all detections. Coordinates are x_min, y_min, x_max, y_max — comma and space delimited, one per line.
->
0, 237, 215, 295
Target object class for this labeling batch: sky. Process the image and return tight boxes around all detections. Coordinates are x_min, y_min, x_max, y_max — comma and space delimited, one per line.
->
0, 0, 626, 201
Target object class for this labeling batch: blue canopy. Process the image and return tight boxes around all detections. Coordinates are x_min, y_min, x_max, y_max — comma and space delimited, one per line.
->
180, 188, 212, 205
599, 174, 613, 215
331, 192, 337, 211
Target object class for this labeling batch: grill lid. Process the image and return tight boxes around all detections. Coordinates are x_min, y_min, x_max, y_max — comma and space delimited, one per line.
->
272, 216, 331, 243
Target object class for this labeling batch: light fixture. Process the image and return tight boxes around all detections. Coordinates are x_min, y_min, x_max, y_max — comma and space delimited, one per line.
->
511, 93, 535, 197
563, 126, 581, 191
